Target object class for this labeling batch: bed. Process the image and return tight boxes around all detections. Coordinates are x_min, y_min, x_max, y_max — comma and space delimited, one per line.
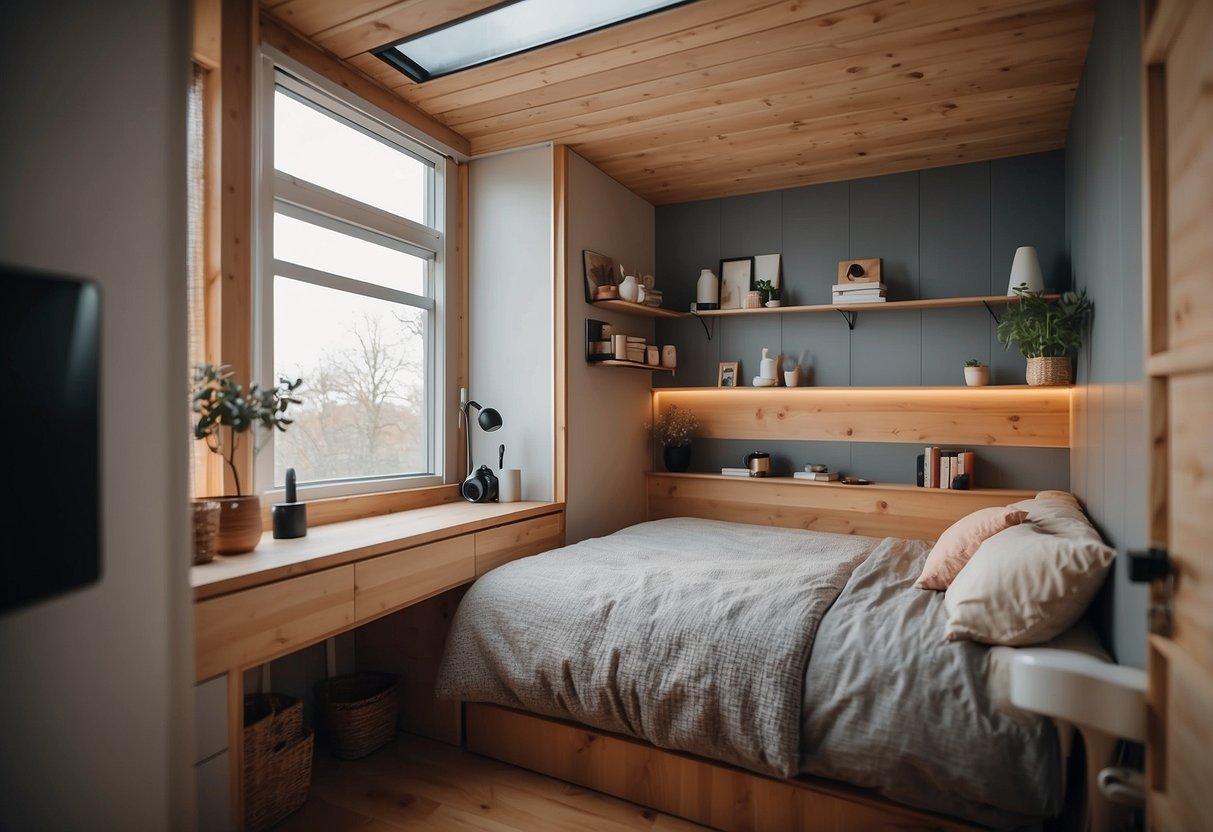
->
436, 492, 1114, 830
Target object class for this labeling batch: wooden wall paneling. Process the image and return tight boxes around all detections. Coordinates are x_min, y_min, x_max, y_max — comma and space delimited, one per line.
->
307, 0, 506, 60
256, 482, 461, 530
647, 474, 1037, 541
257, 14, 471, 158
652, 387, 1071, 448
473, 512, 566, 577
553, 145, 568, 504
194, 0, 221, 68
465, 703, 980, 832
354, 586, 469, 745
194, 564, 355, 680
220, 0, 257, 496
225, 669, 244, 830
353, 536, 475, 623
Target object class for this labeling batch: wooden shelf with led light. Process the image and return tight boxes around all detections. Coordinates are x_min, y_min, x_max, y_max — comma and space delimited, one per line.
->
591, 299, 685, 319
650, 385, 1072, 448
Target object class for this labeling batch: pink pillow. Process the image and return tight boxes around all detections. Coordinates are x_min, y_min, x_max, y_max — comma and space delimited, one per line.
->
914, 507, 1029, 590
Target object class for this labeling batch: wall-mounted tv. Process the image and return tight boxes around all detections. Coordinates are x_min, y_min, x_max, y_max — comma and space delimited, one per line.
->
1, 265, 101, 613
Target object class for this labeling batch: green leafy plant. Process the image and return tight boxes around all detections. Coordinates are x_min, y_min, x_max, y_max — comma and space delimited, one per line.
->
192, 363, 303, 496
754, 279, 780, 302
997, 286, 1093, 358
964, 359, 986, 367
650, 405, 698, 448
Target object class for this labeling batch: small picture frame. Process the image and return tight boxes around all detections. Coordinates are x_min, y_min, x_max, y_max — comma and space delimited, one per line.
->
583, 250, 617, 302
719, 257, 753, 310
718, 361, 739, 388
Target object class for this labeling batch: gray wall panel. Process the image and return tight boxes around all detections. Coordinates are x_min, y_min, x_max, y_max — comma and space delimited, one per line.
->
781, 312, 852, 387
718, 315, 781, 385
922, 308, 991, 386
655, 198, 720, 311
851, 310, 922, 386
1065, 0, 1146, 668
781, 182, 849, 306
921, 162, 991, 298
721, 191, 782, 260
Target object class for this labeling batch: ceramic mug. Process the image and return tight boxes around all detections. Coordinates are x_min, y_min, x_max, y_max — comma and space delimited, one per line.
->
499, 469, 522, 502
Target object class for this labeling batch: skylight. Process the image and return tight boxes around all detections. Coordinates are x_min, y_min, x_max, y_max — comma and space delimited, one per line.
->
374, 0, 690, 83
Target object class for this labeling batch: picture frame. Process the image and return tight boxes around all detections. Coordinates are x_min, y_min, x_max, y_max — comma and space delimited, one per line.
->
753, 253, 781, 290
719, 257, 754, 310
583, 250, 617, 302
718, 361, 739, 388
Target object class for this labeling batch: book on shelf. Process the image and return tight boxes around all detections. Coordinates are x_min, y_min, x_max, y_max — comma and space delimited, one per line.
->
833, 295, 888, 305
918, 447, 976, 489
793, 471, 840, 481
831, 282, 888, 294
721, 467, 750, 477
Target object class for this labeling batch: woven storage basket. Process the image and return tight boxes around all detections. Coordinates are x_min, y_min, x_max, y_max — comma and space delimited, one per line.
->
1026, 356, 1073, 386
314, 672, 400, 760
243, 693, 313, 832
191, 500, 221, 565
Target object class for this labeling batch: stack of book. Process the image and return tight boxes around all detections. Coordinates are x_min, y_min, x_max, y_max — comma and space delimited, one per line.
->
832, 282, 887, 304
794, 470, 840, 482
624, 336, 646, 362
918, 447, 976, 489
641, 288, 664, 307
721, 467, 750, 477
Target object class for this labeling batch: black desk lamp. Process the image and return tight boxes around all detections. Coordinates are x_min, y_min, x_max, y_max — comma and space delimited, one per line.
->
461, 391, 503, 477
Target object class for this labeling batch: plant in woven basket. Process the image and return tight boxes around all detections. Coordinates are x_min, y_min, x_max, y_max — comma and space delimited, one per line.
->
997, 286, 1093, 358
192, 363, 303, 497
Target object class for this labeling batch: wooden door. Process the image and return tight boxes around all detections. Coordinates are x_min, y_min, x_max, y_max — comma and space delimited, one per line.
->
1140, 1, 1213, 829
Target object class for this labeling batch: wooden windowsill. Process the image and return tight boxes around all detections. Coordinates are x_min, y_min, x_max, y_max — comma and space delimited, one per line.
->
192, 500, 564, 601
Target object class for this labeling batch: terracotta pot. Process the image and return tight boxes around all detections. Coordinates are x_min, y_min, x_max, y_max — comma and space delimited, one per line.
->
663, 444, 692, 473
1026, 356, 1072, 386
213, 495, 263, 554
963, 365, 989, 386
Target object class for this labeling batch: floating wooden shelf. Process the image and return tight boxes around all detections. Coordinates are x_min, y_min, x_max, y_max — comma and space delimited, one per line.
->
591, 299, 685, 319
593, 359, 673, 372
651, 385, 1072, 448
693, 294, 1058, 319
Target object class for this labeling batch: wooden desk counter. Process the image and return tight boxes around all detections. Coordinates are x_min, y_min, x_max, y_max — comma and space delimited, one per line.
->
192, 500, 564, 601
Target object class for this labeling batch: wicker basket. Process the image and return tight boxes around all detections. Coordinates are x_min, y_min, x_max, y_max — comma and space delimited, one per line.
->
191, 499, 221, 565
243, 693, 313, 832
1026, 356, 1073, 386
314, 672, 400, 760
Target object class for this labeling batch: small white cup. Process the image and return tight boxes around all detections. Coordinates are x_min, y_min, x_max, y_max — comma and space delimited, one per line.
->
784, 367, 801, 387
498, 469, 522, 503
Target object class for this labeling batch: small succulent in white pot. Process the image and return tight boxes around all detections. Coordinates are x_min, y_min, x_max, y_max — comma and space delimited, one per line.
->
963, 359, 989, 386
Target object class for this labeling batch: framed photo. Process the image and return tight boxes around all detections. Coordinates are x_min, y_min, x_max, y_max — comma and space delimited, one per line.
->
753, 253, 781, 290
583, 250, 616, 302
718, 361, 739, 388
719, 257, 753, 310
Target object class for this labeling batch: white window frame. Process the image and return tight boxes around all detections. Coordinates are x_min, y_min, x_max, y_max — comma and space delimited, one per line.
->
254, 50, 459, 501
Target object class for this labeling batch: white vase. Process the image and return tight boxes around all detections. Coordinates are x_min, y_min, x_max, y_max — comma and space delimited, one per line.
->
964, 366, 990, 386
696, 269, 719, 310
618, 274, 639, 303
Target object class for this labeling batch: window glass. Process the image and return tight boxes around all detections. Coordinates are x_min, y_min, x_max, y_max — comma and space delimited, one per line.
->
274, 90, 428, 224
273, 212, 426, 295
273, 277, 428, 484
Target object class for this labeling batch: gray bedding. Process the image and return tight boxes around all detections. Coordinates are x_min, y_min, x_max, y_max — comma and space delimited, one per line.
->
437, 517, 1065, 827
436, 517, 876, 777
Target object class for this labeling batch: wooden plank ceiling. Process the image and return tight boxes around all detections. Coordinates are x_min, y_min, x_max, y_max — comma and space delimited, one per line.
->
262, 0, 1095, 204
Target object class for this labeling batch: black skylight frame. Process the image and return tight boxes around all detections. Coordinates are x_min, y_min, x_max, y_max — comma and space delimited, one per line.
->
372, 0, 696, 84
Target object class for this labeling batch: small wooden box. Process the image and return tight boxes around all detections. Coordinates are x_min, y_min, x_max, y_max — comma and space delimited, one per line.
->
837, 258, 882, 284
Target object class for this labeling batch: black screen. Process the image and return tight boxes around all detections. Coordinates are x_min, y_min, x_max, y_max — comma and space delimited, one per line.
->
1, 265, 101, 613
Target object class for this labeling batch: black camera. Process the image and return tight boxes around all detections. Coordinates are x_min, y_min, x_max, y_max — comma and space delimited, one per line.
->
461, 464, 499, 503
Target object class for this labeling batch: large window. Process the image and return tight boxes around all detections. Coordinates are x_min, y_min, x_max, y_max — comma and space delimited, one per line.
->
258, 68, 450, 497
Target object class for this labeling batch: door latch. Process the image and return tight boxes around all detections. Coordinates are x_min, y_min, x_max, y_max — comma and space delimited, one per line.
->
1129, 547, 1173, 636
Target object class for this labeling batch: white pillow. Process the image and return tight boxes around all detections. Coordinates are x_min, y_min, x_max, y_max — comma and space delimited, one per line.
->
944, 491, 1114, 645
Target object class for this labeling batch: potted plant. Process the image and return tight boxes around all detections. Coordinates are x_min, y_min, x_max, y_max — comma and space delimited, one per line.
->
963, 359, 989, 386
651, 405, 698, 473
755, 279, 782, 308
192, 363, 303, 554
997, 286, 1093, 386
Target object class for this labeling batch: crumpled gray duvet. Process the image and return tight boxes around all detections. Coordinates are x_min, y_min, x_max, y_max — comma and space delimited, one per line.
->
436, 517, 1063, 827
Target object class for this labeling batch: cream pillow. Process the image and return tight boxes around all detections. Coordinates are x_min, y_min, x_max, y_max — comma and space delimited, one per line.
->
915, 506, 1029, 590
944, 492, 1114, 645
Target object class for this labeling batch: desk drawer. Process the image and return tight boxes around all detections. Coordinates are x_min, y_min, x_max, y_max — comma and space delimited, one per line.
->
354, 536, 475, 623
474, 511, 565, 577
195, 565, 355, 681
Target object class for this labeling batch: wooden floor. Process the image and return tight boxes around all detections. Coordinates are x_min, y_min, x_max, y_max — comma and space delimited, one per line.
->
276, 732, 712, 831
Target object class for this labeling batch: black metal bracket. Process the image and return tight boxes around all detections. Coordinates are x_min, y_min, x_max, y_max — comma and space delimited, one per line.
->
983, 301, 1001, 324
836, 309, 857, 330
691, 312, 715, 340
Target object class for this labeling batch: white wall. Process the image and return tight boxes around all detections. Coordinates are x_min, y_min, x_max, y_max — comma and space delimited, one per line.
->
565, 151, 656, 543
0, 0, 193, 827
468, 147, 555, 500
